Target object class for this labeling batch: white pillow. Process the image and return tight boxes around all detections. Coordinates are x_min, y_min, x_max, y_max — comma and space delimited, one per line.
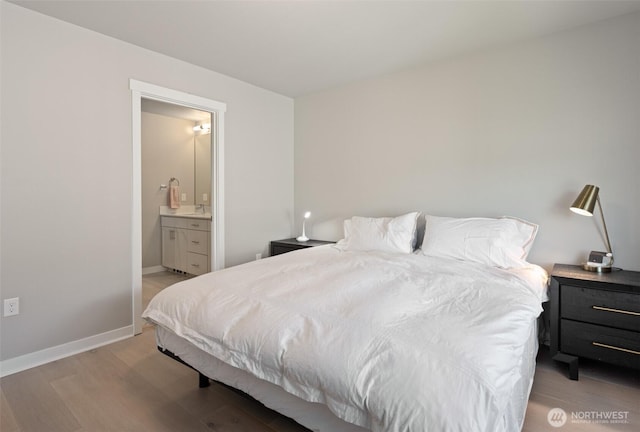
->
421, 215, 538, 268
341, 212, 419, 254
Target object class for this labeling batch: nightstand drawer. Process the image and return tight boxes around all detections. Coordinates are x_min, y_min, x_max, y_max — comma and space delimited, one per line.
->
271, 245, 298, 256
270, 239, 335, 256
561, 320, 640, 370
561, 285, 640, 332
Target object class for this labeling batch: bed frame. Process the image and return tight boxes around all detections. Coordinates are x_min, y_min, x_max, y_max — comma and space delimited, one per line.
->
153, 325, 373, 432
158, 346, 211, 388
158, 344, 319, 431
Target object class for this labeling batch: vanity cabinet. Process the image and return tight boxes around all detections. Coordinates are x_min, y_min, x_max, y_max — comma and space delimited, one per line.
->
161, 216, 210, 276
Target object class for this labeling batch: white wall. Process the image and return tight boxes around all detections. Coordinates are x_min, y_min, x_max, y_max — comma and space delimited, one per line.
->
0, 2, 293, 362
295, 12, 640, 272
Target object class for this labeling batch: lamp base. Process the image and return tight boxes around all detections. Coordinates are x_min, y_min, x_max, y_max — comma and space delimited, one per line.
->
296, 235, 309, 242
582, 263, 612, 273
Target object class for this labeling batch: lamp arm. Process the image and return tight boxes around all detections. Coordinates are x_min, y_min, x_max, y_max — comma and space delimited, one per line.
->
596, 196, 613, 255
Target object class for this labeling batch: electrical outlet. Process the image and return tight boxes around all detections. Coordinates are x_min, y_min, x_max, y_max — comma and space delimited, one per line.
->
181, 193, 187, 201
4, 297, 19, 317
203, 193, 208, 202
256, 253, 262, 260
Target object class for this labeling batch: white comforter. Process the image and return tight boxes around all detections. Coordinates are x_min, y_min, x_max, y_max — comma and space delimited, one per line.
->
143, 246, 547, 432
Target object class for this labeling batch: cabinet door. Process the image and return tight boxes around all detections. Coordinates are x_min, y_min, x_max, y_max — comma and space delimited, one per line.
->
162, 227, 187, 272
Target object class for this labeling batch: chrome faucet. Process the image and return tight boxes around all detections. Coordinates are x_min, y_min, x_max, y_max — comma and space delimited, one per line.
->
196, 204, 206, 214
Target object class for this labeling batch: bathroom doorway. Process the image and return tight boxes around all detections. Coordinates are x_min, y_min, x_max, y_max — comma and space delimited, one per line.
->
130, 79, 226, 334
140, 100, 211, 274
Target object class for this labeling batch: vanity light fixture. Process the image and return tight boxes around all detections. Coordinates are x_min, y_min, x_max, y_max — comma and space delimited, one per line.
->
193, 123, 211, 133
296, 211, 311, 242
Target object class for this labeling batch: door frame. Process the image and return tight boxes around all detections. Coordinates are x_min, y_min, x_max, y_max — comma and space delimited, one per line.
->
130, 79, 226, 334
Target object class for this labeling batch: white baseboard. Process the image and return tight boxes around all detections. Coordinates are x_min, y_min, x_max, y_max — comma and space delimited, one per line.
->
0, 325, 133, 377
142, 265, 166, 275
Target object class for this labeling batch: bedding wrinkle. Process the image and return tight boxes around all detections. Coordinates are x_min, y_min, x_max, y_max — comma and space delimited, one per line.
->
142, 245, 547, 432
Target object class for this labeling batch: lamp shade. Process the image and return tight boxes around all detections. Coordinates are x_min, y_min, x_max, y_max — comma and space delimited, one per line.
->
570, 184, 599, 216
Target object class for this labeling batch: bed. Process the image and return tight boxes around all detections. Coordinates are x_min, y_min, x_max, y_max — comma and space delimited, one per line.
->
143, 213, 548, 432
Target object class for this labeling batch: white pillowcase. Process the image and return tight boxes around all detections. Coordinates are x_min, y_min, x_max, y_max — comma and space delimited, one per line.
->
341, 212, 419, 254
421, 215, 538, 268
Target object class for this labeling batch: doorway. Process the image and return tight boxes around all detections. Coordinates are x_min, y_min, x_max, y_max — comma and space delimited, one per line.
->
141, 100, 211, 274
130, 79, 226, 334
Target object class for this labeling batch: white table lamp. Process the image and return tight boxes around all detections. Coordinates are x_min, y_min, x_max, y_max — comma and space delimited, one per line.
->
297, 211, 311, 242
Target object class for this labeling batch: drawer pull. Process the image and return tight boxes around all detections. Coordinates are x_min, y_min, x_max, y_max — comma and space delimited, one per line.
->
191, 223, 200, 227
592, 342, 640, 356
191, 264, 200, 268
192, 241, 200, 244
592, 305, 640, 316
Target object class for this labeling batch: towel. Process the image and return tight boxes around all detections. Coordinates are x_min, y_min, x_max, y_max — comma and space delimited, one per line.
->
169, 185, 181, 209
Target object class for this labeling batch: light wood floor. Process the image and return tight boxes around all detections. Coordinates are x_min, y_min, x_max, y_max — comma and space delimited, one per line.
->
2, 271, 638, 432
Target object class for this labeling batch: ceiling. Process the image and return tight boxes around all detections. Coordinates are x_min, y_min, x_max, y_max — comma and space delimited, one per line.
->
10, 0, 640, 97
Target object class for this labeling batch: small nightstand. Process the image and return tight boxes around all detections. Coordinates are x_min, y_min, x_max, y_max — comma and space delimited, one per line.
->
269, 238, 335, 256
550, 264, 640, 380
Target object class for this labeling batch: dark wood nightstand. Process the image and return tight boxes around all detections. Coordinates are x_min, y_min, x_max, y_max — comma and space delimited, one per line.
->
550, 264, 640, 380
269, 238, 335, 256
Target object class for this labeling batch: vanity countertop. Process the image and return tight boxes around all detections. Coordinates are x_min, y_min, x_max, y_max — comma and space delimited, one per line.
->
160, 206, 212, 221
162, 213, 211, 220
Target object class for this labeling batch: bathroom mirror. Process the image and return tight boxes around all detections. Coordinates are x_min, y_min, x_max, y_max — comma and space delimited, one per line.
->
194, 127, 212, 206
141, 98, 211, 207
